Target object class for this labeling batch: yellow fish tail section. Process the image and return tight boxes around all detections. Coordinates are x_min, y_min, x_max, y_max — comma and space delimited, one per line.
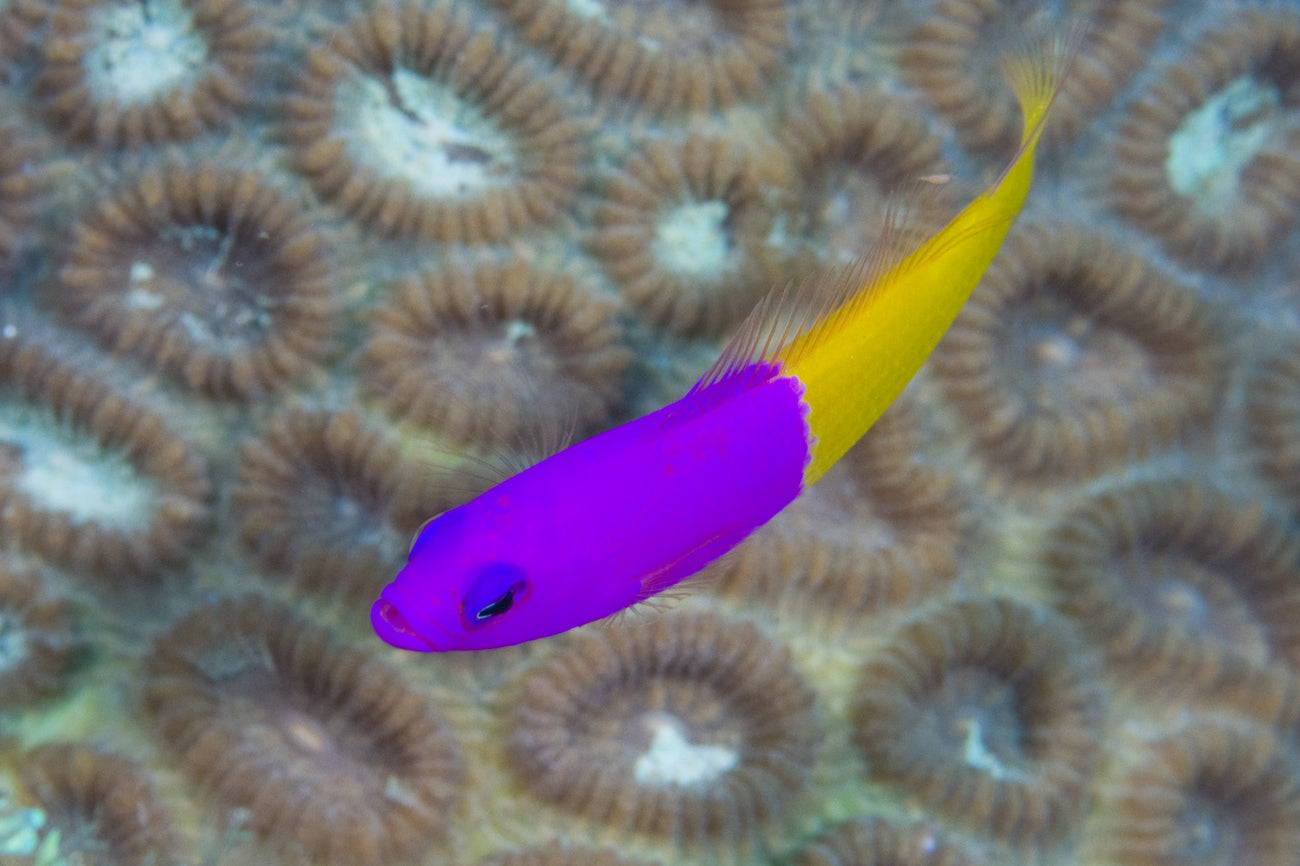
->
781, 42, 1067, 486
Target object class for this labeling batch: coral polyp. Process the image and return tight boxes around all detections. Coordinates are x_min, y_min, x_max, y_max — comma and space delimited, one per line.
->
485, 0, 790, 114
591, 134, 783, 335
0, 561, 77, 706
1110, 8, 1300, 271
142, 595, 465, 866
1247, 339, 1300, 515
507, 612, 821, 849
793, 817, 984, 866
931, 222, 1223, 480
232, 408, 413, 604
283, 0, 585, 242
0, 124, 38, 274
37, 0, 267, 148
1086, 716, 1300, 866
57, 162, 337, 398
775, 83, 950, 264
363, 260, 631, 446
2, 741, 184, 865
1043, 480, 1300, 687
0, 330, 211, 577
851, 598, 1105, 844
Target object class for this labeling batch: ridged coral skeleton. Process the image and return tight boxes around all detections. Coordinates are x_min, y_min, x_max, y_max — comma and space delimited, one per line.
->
37, 0, 267, 148
931, 221, 1223, 479
284, 0, 585, 242
0, 331, 210, 577
1110, 8, 1300, 271
363, 260, 631, 446
851, 598, 1105, 843
142, 595, 465, 866
508, 612, 822, 849
57, 162, 337, 398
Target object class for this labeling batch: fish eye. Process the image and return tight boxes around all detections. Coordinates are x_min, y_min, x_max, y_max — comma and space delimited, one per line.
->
474, 590, 516, 621
463, 562, 528, 628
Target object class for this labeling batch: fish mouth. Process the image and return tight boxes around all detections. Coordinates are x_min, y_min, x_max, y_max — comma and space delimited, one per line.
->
370, 596, 438, 652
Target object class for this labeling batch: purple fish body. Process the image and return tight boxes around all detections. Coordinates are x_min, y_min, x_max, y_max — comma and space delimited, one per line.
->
372, 367, 810, 651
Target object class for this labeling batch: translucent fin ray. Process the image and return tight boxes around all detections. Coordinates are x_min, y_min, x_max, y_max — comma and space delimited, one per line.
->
665, 183, 952, 427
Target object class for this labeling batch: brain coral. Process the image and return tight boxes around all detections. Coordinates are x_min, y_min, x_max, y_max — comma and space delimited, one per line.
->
232, 407, 414, 605
507, 612, 822, 850
1085, 716, 1300, 866
0, 329, 211, 577
591, 133, 786, 336
1043, 480, 1300, 689
1110, 8, 1300, 271
57, 161, 337, 398
931, 221, 1223, 480
36, 0, 267, 148
142, 595, 465, 866
363, 260, 631, 447
283, 0, 585, 242
851, 598, 1105, 844
2, 2, 1299, 865
2, 741, 184, 865
484, 0, 790, 114
0, 560, 77, 706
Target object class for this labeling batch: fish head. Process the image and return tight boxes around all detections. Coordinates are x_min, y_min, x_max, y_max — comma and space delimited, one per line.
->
371, 497, 544, 652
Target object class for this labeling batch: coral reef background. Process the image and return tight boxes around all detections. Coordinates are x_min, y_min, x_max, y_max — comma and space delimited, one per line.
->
2, 0, 1300, 864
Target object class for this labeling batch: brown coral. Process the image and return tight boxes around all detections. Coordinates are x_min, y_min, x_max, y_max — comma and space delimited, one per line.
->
1087, 716, 1300, 866
715, 401, 968, 623
775, 83, 951, 264
473, 843, 661, 866
57, 162, 337, 398
283, 1, 585, 243
930, 222, 1223, 480
0, 330, 211, 577
1246, 337, 1300, 515
1110, 8, 1300, 271
902, 0, 1169, 155
141, 595, 465, 866
507, 612, 822, 848
4, 742, 184, 866
485, 0, 789, 114
36, 0, 266, 148
591, 134, 784, 335
0, 560, 77, 705
0, 123, 39, 274
1043, 480, 1300, 688
851, 598, 1105, 843
363, 261, 631, 446
793, 817, 985, 866
232, 408, 417, 605
0, 0, 45, 59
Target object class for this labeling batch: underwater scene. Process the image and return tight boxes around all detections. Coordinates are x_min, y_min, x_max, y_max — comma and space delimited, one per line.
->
2, 0, 1300, 863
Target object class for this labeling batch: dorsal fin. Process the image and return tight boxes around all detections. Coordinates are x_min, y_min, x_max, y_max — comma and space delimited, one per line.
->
664, 183, 952, 427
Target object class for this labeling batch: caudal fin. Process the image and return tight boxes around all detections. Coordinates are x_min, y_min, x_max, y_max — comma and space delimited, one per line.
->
1001, 27, 1081, 148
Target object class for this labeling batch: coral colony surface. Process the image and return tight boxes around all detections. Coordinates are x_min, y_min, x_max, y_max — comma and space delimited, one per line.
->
3, 0, 1300, 864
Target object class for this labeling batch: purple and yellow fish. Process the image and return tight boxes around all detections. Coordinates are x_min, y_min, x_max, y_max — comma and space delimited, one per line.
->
373, 47, 1064, 652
